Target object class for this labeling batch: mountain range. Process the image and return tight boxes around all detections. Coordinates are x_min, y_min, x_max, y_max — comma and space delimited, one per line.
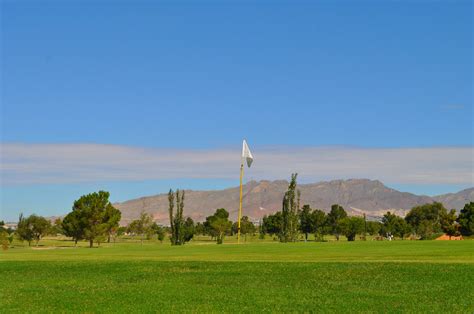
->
114, 179, 473, 225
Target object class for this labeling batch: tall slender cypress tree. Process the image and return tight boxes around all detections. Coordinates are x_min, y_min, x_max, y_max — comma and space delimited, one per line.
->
168, 189, 186, 245
280, 173, 300, 242
168, 189, 175, 244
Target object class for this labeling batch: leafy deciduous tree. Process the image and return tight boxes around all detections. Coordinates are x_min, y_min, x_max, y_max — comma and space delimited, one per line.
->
16, 214, 51, 247
183, 217, 195, 243
0, 229, 9, 251
340, 216, 364, 241
327, 204, 347, 241
232, 216, 256, 241
311, 209, 327, 241
405, 202, 447, 239
381, 211, 398, 237
206, 208, 232, 244
128, 211, 154, 244
299, 205, 313, 241
195, 222, 205, 236
16, 213, 34, 246
150, 223, 166, 243
393, 218, 411, 240
440, 209, 460, 239
262, 212, 282, 238
457, 202, 474, 236
381, 211, 411, 239
52, 218, 63, 235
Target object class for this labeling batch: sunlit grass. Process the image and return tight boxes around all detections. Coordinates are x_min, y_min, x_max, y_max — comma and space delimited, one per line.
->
1, 238, 473, 312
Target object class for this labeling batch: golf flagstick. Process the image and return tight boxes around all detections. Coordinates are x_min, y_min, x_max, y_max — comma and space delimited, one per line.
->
238, 140, 253, 244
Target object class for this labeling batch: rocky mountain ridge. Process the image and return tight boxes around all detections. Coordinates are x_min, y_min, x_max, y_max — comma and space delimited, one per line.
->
114, 179, 473, 225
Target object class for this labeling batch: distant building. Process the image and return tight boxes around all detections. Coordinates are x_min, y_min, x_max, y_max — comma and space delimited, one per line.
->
3, 223, 18, 230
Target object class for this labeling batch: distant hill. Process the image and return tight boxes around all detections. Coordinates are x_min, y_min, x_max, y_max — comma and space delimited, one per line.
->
114, 179, 474, 225
433, 188, 474, 211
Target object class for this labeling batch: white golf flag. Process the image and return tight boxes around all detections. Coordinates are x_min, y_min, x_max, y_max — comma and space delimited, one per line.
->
242, 140, 253, 168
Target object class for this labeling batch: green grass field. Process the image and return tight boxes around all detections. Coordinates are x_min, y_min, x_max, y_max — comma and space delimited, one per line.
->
1, 239, 473, 313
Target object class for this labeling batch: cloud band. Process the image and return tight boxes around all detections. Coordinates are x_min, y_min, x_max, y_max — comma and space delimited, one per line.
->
1, 143, 472, 186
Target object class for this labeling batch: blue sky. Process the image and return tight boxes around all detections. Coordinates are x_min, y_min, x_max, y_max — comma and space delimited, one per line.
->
1, 0, 473, 221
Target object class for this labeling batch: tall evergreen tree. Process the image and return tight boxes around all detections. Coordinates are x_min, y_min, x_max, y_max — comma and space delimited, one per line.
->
168, 189, 175, 243
280, 173, 300, 242
67, 191, 120, 248
175, 190, 185, 244
168, 189, 188, 245
62, 210, 84, 246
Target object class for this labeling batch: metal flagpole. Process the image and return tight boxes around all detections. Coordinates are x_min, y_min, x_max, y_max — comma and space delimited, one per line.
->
237, 162, 244, 244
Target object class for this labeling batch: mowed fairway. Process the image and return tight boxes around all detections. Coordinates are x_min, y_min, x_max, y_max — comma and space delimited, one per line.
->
1, 240, 473, 313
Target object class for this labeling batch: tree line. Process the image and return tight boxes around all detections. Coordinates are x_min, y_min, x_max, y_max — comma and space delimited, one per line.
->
1, 181, 473, 249
259, 174, 474, 242
0, 189, 256, 248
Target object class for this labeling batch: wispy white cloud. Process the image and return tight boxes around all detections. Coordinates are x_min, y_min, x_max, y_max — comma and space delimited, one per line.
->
1, 143, 473, 186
